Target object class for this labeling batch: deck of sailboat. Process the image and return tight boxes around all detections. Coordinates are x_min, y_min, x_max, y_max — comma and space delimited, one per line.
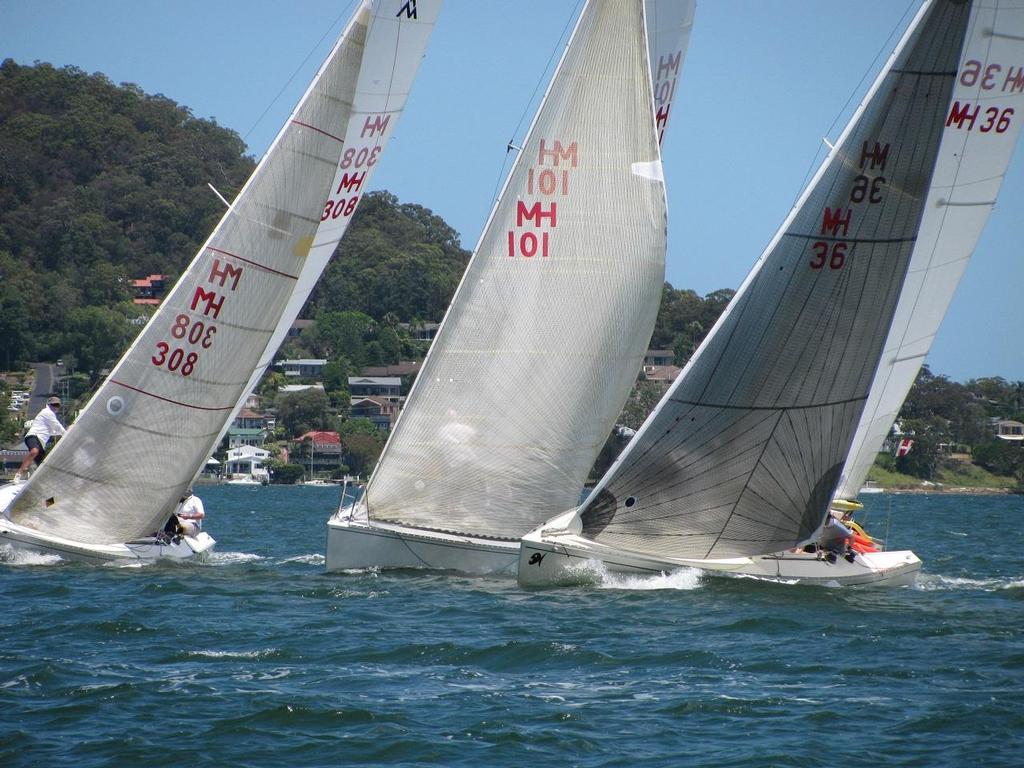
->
518, 525, 921, 588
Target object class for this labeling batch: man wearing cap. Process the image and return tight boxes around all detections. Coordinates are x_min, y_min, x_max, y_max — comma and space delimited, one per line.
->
14, 396, 66, 483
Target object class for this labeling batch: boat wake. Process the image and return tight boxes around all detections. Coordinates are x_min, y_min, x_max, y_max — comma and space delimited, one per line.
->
279, 553, 325, 566
207, 551, 264, 566
916, 573, 1024, 592
597, 564, 704, 591
0, 543, 63, 566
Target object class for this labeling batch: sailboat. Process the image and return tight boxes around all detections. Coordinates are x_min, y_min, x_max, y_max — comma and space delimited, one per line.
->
326, 0, 695, 575
519, 0, 1024, 588
0, 0, 440, 563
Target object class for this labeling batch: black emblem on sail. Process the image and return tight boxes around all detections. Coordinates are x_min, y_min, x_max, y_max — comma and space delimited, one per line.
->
396, 0, 417, 19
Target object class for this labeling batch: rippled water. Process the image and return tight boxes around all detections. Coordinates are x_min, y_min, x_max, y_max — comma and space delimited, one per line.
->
2, 487, 1022, 767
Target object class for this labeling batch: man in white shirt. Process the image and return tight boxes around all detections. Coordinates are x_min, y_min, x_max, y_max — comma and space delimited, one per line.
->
175, 488, 205, 536
14, 396, 66, 483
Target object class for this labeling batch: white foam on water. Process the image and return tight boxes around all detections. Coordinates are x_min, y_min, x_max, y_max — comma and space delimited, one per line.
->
186, 648, 278, 659
916, 573, 1022, 592
280, 553, 325, 565
598, 563, 704, 591
0, 544, 63, 566
207, 551, 264, 565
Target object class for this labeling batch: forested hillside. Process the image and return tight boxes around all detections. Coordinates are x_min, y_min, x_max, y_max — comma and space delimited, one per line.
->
0, 60, 731, 375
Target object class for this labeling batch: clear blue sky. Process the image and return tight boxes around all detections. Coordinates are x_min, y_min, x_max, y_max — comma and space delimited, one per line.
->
4, 0, 1022, 382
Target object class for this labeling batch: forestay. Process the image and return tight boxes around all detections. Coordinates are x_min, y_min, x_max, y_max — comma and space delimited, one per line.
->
9, 1, 439, 544
577, 0, 973, 560
836, 0, 1024, 500
364, 0, 667, 537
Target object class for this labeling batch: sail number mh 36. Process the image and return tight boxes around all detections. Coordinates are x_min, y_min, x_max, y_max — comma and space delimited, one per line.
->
810, 140, 890, 270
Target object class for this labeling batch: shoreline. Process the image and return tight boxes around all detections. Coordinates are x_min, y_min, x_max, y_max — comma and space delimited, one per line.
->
872, 485, 1018, 496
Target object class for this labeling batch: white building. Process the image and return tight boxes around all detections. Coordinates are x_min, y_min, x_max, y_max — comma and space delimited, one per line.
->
225, 445, 272, 481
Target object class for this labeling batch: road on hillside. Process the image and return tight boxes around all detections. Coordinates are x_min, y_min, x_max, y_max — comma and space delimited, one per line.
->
26, 362, 59, 417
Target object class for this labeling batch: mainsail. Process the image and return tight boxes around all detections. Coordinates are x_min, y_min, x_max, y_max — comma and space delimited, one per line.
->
575, 0, 974, 561
836, 0, 1024, 500
9, 0, 440, 544
362, 0, 668, 537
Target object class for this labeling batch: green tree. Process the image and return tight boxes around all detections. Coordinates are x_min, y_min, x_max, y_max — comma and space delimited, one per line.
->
61, 305, 134, 375
264, 458, 304, 485
276, 388, 332, 437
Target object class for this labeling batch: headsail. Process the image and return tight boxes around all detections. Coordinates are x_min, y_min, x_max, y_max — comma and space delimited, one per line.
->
575, 0, 974, 561
645, 0, 696, 145
215, 0, 440, 451
836, 0, 1024, 500
362, 0, 668, 537
9, 1, 440, 544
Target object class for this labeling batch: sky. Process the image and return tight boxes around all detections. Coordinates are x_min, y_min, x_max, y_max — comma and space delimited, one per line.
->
3, 0, 1022, 382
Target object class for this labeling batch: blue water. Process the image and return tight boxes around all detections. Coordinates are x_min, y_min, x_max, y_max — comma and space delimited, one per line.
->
2, 487, 1022, 767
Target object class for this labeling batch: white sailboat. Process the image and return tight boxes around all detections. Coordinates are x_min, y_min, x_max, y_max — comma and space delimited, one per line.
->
520, 0, 1024, 588
0, 0, 440, 563
326, 0, 695, 575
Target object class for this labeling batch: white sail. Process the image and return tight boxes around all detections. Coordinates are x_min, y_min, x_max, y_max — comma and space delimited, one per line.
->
361, 0, 667, 538
8, 1, 440, 545
836, 0, 1024, 500
216, 0, 439, 449
645, 0, 696, 145
571, 0, 977, 561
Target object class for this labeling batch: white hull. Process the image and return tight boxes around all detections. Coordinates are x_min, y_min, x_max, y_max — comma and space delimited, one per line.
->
518, 513, 920, 588
325, 514, 519, 576
0, 484, 215, 564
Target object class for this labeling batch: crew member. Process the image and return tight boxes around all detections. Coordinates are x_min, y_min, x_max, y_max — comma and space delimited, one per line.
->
14, 396, 66, 483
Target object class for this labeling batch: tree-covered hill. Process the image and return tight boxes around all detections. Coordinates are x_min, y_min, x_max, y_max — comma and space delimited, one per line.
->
0, 59, 254, 367
0, 60, 734, 374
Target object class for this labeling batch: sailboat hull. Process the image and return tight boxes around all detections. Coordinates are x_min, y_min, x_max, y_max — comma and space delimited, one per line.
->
518, 526, 921, 588
0, 484, 215, 564
326, 515, 519, 576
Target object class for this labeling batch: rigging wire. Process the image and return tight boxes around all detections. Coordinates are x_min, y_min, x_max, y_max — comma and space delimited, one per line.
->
487, 0, 585, 207
240, 1, 359, 155
789, 0, 921, 210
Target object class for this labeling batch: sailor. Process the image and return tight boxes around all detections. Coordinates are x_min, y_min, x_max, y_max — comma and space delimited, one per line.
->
175, 488, 205, 536
14, 396, 66, 483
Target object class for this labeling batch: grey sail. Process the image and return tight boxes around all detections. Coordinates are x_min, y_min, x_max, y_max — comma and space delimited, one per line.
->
578, 0, 972, 560
362, 0, 667, 538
